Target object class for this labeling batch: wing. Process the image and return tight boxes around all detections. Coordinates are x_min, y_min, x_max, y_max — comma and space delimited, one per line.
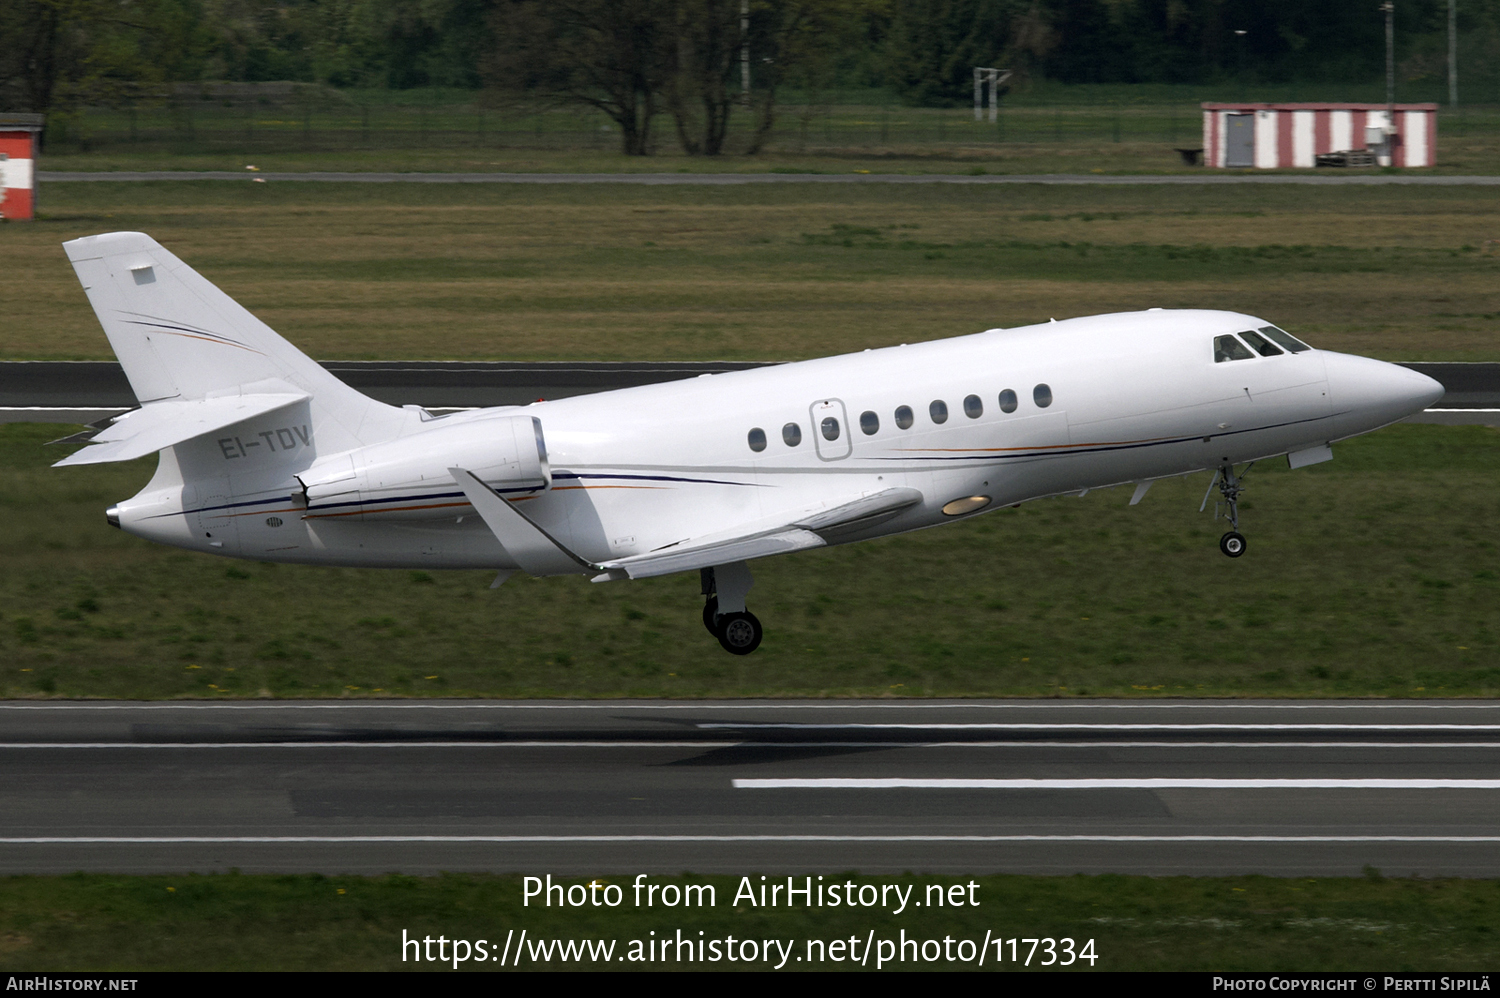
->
449, 467, 923, 581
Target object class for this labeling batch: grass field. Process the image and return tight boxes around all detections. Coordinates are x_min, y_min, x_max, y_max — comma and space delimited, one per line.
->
4, 419, 1497, 700
10, 181, 1500, 362
2, 871, 1497, 971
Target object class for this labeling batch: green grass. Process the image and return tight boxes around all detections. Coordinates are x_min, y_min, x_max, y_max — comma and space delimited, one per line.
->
2, 872, 1498, 971
10, 182, 1500, 363
5, 420, 1498, 700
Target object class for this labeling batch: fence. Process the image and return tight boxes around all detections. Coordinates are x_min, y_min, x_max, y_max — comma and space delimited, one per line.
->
39, 84, 1500, 156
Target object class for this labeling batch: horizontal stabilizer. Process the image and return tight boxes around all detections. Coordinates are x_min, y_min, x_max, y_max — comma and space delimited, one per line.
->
52, 392, 307, 466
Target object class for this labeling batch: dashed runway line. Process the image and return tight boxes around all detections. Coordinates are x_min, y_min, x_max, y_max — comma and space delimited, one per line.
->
734, 778, 1500, 790
5, 835, 1500, 844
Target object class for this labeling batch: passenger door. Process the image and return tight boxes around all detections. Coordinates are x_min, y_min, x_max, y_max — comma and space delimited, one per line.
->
809, 399, 852, 461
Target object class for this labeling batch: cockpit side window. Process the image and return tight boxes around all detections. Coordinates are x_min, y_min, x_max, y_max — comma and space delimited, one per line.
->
1238, 329, 1283, 357
1258, 325, 1312, 353
1214, 334, 1255, 363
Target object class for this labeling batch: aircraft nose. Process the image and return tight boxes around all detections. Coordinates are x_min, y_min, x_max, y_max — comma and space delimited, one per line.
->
1324, 353, 1444, 434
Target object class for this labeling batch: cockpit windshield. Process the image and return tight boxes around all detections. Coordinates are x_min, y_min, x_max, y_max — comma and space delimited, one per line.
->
1258, 325, 1312, 353
1238, 329, 1283, 356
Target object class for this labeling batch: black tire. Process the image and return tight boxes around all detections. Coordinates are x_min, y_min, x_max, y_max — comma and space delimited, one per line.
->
702, 596, 719, 634
1219, 531, 1247, 558
715, 611, 763, 655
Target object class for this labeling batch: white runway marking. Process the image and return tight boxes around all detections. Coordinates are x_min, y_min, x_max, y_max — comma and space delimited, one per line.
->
4, 835, 1500, 844
704, 723, 1500, 731
734, 778, 1500, 789
4, 701, 1500, 711
6, 741, 1500, 750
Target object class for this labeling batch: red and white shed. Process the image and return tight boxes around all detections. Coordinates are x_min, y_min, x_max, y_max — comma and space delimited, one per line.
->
0, 113, 44, 220
1201, 103, 1437, 169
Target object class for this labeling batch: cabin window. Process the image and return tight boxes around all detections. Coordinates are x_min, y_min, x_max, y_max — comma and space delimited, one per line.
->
929, 400, 949, 424
1033, 383, 1053, 408
1213, 335, 1255, 363
747, 427, 767, 452
821, 416, 841, 441
998, 389, 1017, 413
963, 394, 983, 418
860, 410, 879, 435
782, 422, 802, 446
1259, 325, 1312, 353
894, 405, 914, 430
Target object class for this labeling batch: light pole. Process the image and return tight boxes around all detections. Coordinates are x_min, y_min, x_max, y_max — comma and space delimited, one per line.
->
741, 0, 751, 111
1448, 0, 1457, 107
1382, 2, 1394, 111
1380, 1, 1396, 163
1234, 29, 1247, 93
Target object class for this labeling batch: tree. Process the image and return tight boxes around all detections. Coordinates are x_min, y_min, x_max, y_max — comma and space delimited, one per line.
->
741, 0, 872, 153
488, 0, 676, 155
0, 0, 214, 128
663, 0, 741, 155
882, 0, 1023, 106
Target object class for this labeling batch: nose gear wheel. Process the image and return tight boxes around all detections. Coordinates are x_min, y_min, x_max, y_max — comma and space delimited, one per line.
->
1201, 462, 1255, 557
1220, 531, 1247, 557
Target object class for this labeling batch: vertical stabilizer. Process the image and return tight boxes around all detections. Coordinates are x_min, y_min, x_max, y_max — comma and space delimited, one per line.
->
63, 232, 403, 453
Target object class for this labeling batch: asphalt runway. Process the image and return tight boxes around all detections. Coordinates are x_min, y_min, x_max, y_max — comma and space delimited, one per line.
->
6, 700, 1500, 877
39, 171, 1500, 185
1, 361, 1494, 424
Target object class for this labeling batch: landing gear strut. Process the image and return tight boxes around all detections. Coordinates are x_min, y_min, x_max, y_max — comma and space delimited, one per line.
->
701, 562, 763, 655
1201, 462, 1254, 558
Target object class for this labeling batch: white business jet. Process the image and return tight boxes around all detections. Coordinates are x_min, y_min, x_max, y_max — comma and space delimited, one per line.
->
55, 232, 1443, 655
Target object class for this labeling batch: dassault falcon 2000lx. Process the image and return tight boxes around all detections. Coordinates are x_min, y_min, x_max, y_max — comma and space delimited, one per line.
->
54, 232, 1443, 655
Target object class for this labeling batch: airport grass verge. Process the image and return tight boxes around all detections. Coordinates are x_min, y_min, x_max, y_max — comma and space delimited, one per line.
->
0, 871, 1496, 971
2, 420, 1497, 700
10, 181, 1500, 363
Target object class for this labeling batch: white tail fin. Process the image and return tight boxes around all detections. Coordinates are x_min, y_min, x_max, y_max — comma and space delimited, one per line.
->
63, 232, 403, 454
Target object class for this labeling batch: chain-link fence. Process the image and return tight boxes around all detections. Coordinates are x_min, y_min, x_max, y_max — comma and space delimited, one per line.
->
39, 82, 1500, 156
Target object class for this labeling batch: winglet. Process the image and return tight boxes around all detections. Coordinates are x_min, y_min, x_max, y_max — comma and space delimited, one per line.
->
449, 467, 597, 578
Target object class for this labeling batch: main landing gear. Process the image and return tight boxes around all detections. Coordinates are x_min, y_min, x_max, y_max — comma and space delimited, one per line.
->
701, 562, 763, 655
1201, 462, 1254, 558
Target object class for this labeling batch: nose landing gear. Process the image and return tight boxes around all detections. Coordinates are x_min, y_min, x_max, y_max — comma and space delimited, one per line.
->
1202, 462, 1254, 558
701, 562, 763, 655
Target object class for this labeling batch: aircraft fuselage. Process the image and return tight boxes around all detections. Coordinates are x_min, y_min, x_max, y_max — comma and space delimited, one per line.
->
110, 308, 1441, 571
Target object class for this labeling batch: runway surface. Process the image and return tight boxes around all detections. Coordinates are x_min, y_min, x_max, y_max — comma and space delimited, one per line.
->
2, 361, 1494, 424
6, 699, 1500, 877
39, 171, 1500, 185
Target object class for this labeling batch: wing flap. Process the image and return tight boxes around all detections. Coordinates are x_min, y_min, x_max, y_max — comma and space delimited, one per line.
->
792, 486, 923, 535
52, 392, 308, 466
599, 487, 923, 580
603, 528, 825, 580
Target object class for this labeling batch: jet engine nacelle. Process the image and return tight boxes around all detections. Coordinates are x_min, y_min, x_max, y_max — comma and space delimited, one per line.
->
297, 413, 550, 521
